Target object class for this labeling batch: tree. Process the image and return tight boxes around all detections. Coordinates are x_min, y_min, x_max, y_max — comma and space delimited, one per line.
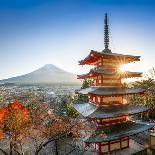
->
26, 99, 95, 155
0, 100, 30, 155
65, 95, 79, 117
0, 97, 95, 155
66, 79, 91, 117
144, 67, 155, 80
81, 79, 92, 89
128, 75, 155, 119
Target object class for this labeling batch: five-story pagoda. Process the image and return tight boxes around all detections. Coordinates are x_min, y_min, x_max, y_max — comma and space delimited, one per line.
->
73, 14, 155, 154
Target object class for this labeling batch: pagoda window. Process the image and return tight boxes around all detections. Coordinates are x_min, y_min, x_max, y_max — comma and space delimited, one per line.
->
94, 80, 96, 85
110, 140, 121, 151
94, 59, 101, 68
97, 96, 101, 103
96, 119, 101, 123
99, 80, 102, 84
98, 76, 102, 79
90, 96, 93, 100
100, 137, 129, 153
93, 97, 96, 102
99, 62, 102, 65
102, 96, 122, 104
101, 144, 109, 153
99, 116, 127, 126
121, 138, 129, 148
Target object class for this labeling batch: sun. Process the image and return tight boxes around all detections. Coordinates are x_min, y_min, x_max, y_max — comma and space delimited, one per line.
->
119, 65, 127, 73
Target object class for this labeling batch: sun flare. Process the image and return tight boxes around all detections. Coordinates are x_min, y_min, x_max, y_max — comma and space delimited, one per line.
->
119, 65, 127, 73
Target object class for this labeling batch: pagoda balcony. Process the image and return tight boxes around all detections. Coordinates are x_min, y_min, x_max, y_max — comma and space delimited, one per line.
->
83, 121, 155, 143
86, 138, 147, 154
77, 69, 142, 79
75, 87, 145, 96
73, 103, 149, 119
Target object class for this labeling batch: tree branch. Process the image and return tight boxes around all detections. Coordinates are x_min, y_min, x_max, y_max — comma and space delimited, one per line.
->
0, 148, 8, 155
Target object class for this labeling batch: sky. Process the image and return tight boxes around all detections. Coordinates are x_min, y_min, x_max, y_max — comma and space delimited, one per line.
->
0, 0, 155, 80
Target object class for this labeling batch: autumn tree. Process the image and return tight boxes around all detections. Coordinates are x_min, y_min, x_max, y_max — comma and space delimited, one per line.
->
25, 98, 95, 155
0, 92, 95, 155
0, 100, 30, 155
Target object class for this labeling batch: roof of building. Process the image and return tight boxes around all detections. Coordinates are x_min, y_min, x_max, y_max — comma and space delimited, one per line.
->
77, 69, 142, 79
79, 50, 140, 65
83, 121, 155, 142
73, 103, 149, 119
75, 87, 145, 96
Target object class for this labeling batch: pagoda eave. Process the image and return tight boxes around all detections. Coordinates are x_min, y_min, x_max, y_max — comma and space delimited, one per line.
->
77, 70, 142, 79
75, 87, 145, 96
73, 103, 149, 119
79, 50, 140, 65
83, 121, 155, 143
121, 71, 142, 78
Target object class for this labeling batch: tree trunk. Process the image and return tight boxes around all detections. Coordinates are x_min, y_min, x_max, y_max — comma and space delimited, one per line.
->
10, 140, 13, 155
34, 137, 61, 155
55, 140, 58, 155
35, 150, 39, 155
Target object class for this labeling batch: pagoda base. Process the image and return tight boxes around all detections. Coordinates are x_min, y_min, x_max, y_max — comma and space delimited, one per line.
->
84, 139, 147, 155
85, 137, 129, 154
101, 137, 129, 153
109, 139, 146, 155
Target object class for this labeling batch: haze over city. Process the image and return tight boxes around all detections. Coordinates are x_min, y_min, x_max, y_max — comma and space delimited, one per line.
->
0, 0, 155, 80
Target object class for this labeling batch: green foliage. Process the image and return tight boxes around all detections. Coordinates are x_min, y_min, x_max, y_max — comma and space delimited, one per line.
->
65, 95, 79, 117
132, 78, 154, 89
66, 79, 91, 117
129, 77, 155, 118
81, 79, 92, 89
122, 82, 129, 88
78, 79, 92, 103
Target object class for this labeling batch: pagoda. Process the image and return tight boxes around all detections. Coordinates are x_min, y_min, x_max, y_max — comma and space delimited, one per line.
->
73, 14, 155, 154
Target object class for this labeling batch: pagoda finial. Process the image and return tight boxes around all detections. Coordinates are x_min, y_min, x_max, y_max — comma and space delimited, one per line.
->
103, 13, 111, 52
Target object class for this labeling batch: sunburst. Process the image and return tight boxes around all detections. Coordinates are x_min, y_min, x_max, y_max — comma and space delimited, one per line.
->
119, 64, 127, 73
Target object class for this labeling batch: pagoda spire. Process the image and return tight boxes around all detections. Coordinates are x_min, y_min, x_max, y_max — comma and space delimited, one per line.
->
103, 13, 111, 52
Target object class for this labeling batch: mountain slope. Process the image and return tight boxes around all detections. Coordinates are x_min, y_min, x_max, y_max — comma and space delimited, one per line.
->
0, 64, 80, 84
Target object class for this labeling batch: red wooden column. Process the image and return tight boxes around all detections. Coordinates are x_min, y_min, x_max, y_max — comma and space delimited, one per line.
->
98, 142, 101, 155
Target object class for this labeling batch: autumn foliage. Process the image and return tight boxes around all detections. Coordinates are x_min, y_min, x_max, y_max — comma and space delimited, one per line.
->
0, 108, 7, 127
0, 108, 7, 140
0, 100, 30, 140
0, 98, 94, 155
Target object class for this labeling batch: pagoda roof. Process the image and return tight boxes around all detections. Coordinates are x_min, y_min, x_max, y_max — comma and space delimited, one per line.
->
73, 103, 149, 119
78, 69, 142, 79
79, 50, 140, 65
83, 121, 155, 142
75, 87, 145, 96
